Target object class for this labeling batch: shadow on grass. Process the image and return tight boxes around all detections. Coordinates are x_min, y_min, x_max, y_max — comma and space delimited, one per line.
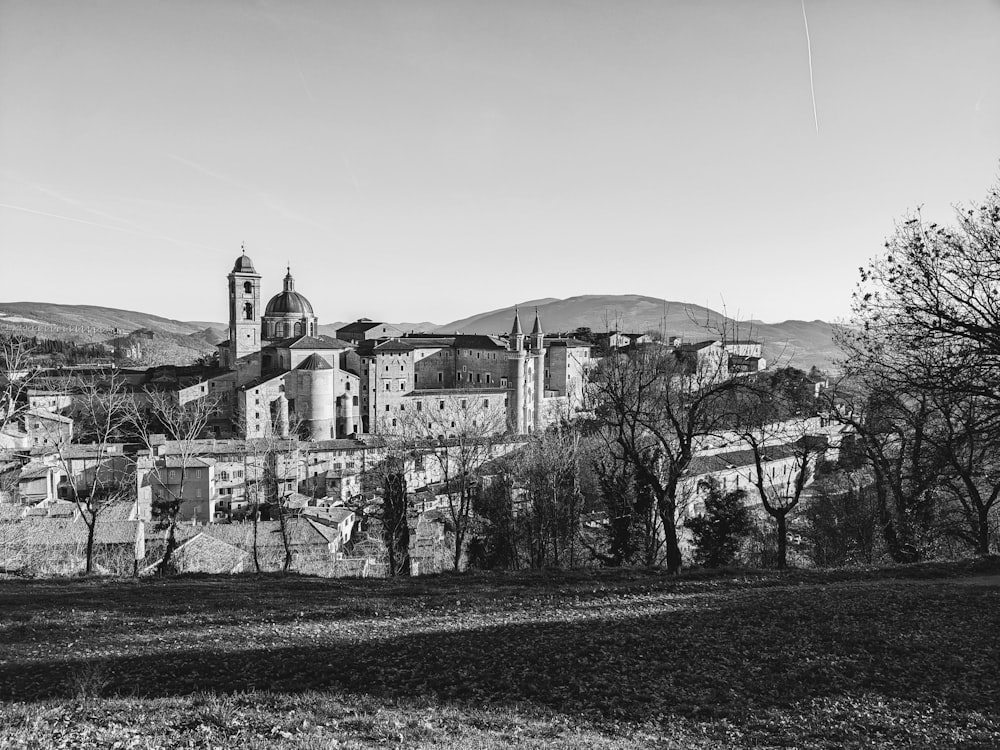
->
2, 582, 997, 723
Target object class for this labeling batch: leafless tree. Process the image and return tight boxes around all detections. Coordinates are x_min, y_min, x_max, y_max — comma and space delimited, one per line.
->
359, 429, 418, 577
739, 418, 823, 569
588, 336, 746, 573
0, 334, 37, 440
46, 373, 136, 574
131, 388, 219, 574
512, 426, 591, 568
385, 394, 509, 571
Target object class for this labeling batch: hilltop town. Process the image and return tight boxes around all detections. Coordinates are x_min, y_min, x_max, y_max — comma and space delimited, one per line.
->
0, 249, 850, 578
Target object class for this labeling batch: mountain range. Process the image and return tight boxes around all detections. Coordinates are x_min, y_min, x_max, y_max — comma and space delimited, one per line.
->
0, 296, 842, 371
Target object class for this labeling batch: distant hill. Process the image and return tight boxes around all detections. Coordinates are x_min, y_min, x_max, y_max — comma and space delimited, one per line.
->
0, 303, 225, 365
0, 298, 842, 371
437, 295, 841, 372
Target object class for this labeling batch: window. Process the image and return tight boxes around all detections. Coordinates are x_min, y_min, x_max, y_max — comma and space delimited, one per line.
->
450, 421, 456, 428
413, 373, 418, 384
353, 396, 359, 406
416, 401, 423, 411
384, 382, 390, 391
437, 372, 443, 383
244, 303, 253, 320
461, 399, 467, 409
195, 469, 202, 479
483, 399, 489, 408
399, 381, 405, 391
485, 374, 491, 384
385, 405, 390, 412
385, 365, 389, 372
476, 352, 480, 359
439, 400, 445, 410
475, 373, 481, 383
392, 419, 397, 427
196, 488, 202, 498
400, 365, 404, 372
501, 377, 508, 387
457, 373, 462, 382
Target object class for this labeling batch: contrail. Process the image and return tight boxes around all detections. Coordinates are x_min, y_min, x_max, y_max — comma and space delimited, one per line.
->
0, 202, 222, 252
801, 0, 819, 132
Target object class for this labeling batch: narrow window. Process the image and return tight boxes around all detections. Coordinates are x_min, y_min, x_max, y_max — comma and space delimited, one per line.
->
461, 399, 467, 409
483, 399, 489, 408
439, 400, 445, 410
243, 281, 253, 294
244, 303, 253, 320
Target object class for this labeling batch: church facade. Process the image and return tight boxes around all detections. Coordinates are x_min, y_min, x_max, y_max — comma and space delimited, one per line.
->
215, 251, 591, 441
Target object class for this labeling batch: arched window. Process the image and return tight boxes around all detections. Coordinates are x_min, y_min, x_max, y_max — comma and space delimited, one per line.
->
243, 281, 253, 294
294, 321, 304, 336
243, 303, 253, 320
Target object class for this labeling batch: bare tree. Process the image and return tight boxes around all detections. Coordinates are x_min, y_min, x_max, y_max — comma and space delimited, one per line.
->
928, 391, 1000, 555
740, 422, 823, 569
0, 334, 37, 440
589, 337, 746, 573
47, 373, 136, 574
132, 388, 219, 574
385, 394, 509, 571
512, 426, 590, 568
358, 430, 417, 577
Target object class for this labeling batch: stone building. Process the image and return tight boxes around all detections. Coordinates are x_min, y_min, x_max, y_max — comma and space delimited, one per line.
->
216, 251, 361, 441
215, 251, 590, 441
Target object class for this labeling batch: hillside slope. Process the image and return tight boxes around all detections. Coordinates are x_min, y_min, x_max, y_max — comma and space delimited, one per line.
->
438, 295, 841, 371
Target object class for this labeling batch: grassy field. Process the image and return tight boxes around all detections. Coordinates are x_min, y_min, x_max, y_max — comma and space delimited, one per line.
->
1, 561, 999, 749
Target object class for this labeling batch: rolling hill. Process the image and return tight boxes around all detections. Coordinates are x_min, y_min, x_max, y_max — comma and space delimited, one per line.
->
437, 295, 841, 371
0, 297, 842, 371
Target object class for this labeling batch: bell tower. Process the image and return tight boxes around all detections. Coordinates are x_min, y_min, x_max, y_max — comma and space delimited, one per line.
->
228, 246, 261, 366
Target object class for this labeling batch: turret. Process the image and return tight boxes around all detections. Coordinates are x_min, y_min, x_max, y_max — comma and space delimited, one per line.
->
507, 309, 527, 434
531, 310, 545, 432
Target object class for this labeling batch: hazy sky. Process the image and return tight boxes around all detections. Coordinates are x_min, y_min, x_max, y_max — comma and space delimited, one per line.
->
1, 0, 998, 326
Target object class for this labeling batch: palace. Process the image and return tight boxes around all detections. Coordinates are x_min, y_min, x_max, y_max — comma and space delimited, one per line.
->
214, 251, 592, 441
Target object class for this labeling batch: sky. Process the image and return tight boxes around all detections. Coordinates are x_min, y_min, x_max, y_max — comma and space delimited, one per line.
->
1, 0, 998, 327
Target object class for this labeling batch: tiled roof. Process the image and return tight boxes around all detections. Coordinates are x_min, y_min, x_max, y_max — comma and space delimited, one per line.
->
26, 409, 73, 424
453, 334, 506, 349
159, 456, 216, 469
687, 442, 802, 476
272, 334, 354, 350
544, 337, 591, 348
336, 320, 383, 334
297, 353, 334, 370
18, 463, 54, 480
374, 340, 415, 353
676, 340, 721, 352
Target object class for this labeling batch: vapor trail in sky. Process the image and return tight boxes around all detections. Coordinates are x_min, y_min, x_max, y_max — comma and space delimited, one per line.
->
0, 202, 222, 252
801, 0, 819, 132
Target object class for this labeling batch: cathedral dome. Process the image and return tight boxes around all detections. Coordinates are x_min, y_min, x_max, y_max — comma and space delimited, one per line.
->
265, 291, 314, 316
264, 267, 314, 317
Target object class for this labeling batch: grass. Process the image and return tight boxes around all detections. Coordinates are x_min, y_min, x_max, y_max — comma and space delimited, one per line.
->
1, 560, 999, 748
